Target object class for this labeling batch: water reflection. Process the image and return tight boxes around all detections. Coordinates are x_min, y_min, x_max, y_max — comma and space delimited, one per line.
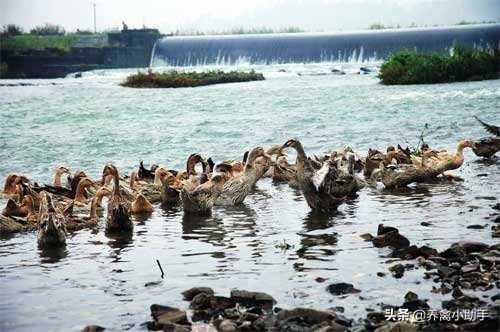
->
303, 210, 340, 231
182, 213, 225, 246
38, 245, 68, 263
106, 233, 133, 262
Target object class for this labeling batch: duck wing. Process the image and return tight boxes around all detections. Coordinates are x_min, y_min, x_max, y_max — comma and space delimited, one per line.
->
475, 116, 500, 137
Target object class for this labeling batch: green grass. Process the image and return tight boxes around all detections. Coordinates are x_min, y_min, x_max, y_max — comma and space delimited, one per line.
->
379, 45, 500, 85
0, 34, 78, 52
121, 70, 265, 88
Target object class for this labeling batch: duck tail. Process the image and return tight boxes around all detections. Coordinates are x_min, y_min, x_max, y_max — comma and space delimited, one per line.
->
474, 116, 500, 137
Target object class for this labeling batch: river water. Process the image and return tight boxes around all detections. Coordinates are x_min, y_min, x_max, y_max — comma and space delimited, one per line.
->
0, 64, 499, 331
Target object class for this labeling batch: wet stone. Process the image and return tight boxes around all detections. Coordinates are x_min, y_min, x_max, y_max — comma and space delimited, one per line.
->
455, 241, 489, 254
276, 308, 336, 329
377, 224, 398, 236
150, 305, 188, 325
467, 224, 485, 229
326, 282, 361, 295
374, 322, 418, 332
389, 264, 405, 278
440, 245, 467, 261
230, 290, 276, 309
360, 233, 374, 241
81, 325, 105, 332
181, 287, 214, 301
373, 230, 410, 249
461, 263, 480, 274
189, 292, 212, 310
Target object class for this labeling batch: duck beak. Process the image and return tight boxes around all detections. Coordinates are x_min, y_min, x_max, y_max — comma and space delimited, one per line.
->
262, 152, 272, 159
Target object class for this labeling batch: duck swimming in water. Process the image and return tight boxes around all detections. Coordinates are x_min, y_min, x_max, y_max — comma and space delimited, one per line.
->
472, 138, 500, 159
181, 174, 227, 215
102, 164, 133, 233
3, 174, 30, 197
411, 139, 474, 178
282, 139, 362, 213
52, 166, 70, 188
37, 192, 67, 247
472, 117, 500, 159
2, 195, 36, 220
216, 147, 272, 206
137, 161, 159, 181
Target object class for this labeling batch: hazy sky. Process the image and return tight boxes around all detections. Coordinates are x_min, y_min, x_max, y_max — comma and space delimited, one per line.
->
1, 0, 498, 33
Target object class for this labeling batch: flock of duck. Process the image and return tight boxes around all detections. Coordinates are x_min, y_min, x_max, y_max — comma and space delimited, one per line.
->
1, 117, 498, 248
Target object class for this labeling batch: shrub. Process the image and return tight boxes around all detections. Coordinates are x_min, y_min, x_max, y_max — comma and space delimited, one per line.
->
1, 24, 23, 37
121, 69, 265, 88
379, 45, 500, 85
0, 35, 77, 52
30, 23, 66, 36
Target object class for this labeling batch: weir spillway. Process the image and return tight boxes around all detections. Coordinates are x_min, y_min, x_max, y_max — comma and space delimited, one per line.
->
151, 24, 499, 66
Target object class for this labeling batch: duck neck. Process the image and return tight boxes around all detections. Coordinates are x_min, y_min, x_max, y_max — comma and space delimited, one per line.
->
24, 196, 34, 215
53, 171, 64, 187
95, 189, 110, 206
112, 170, 120, 196
129, 171, 136, 189
75, 181, 90, 203
89, 198, 98, 220
294, 143, 307, 162
455, 141, 470, 158
186, 156, 199, 176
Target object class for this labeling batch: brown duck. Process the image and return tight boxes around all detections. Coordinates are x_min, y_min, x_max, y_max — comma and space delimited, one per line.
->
282, 139, 361, 213
37, 192, 67, 247
216, 147, 271, 206
102, 164, 133, 233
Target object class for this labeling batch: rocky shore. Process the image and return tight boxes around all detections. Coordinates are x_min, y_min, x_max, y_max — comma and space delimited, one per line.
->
80, 203, 500, 331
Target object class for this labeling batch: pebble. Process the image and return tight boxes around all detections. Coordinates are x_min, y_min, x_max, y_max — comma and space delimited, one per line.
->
182, 287, 214, 301
389, 264, 405, 278
326, 282, 361, 295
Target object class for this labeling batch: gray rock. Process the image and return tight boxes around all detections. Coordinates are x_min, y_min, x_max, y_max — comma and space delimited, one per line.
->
182, 287, 214, 300
189, 292, 212, 310
326, 282, 361, 295
276, 308, 335, 324
150, 305, 188, 325
81, 326, 105, 332
372, 231, 410, 249
230, 289, 276, 308
389, 264, 405, 278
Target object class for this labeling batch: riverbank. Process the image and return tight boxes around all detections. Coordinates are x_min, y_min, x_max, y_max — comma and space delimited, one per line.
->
0, 29, 161, 78
378, 45, 500, 85
121, 70, 265, 88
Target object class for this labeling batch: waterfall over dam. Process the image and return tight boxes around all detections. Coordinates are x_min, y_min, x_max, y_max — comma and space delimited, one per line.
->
151, 24, 499, 66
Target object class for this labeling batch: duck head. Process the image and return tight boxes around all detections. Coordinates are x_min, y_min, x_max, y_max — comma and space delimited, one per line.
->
154, 167, 171, 187
282, 138, 301, 150
458, 139, 474, 150
54, 165, 70, 176
216, 163, 235, 179
3, 174, 30, 195
186, 153, 206, 176
282, 139, 307, 159
102, 164, 118, 178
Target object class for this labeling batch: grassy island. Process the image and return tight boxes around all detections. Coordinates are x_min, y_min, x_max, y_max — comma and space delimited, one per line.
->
379, 45, 499, 85
121, 70, 265, 88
